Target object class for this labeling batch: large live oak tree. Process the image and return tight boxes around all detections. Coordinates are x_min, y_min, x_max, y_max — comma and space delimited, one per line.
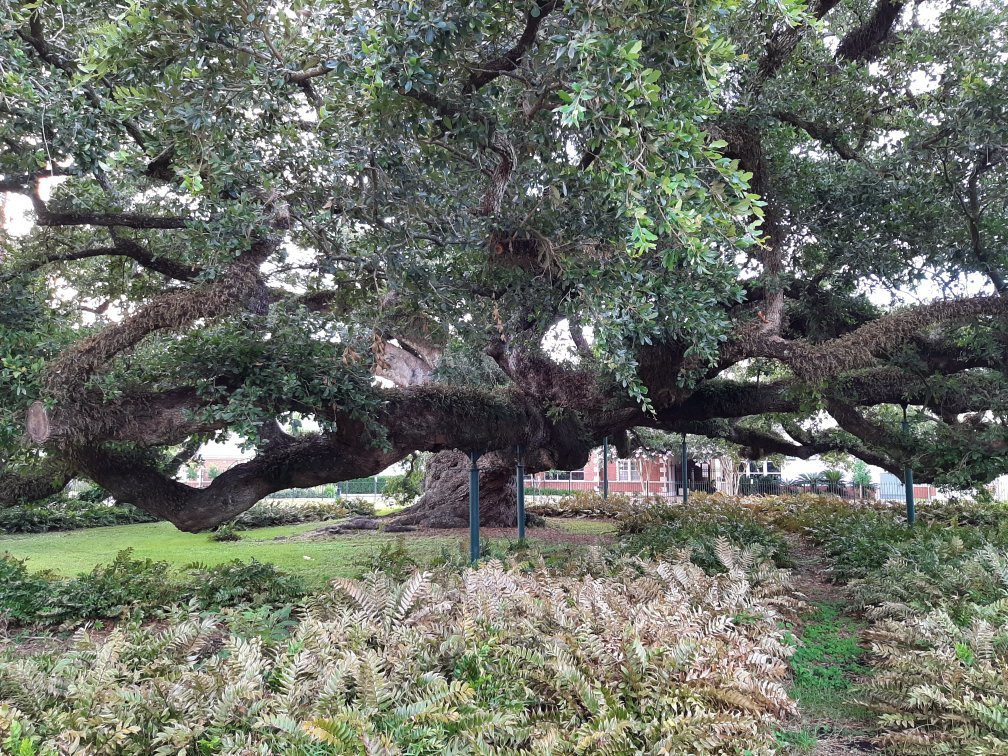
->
1, 0, 1007, 530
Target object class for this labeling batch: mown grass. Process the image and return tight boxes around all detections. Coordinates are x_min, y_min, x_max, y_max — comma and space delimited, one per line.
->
0, 516, 611, 588
0, 522, 453, 587
544, 517, 617, 534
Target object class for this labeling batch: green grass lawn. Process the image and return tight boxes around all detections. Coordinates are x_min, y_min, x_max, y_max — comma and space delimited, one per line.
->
548, 517, 617, 535
0, 522, 456, 587
0, 517, 615, 588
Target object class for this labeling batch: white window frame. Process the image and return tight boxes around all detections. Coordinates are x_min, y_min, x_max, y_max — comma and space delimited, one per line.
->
742, 460, 783, 477
617, 458, 641, 482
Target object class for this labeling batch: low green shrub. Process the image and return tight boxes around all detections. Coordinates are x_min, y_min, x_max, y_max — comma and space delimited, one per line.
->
806, 499, 1008, 583
357, 536, 592, 581
0, 550, 180, 625
209, 523, 242, 542
616, 498, 792, 572
266, 477, 400, 498
354, 536, 419, 580
0, 550, 306, 626
267, 484, 340, 498
0, 496, 357, 537
0, 715, 37, 756
807, 510, 920, 581
268, 475, 401, 499
223, 603, 300, 645
381, 453, 428, 507
232, 499, 349, 528
0, 495, 158, 534
0, 557, 53, 625
523, 486, 583, 496
774, 727, 818, 752
186, 560, 306, 609
343, 497, 376, 516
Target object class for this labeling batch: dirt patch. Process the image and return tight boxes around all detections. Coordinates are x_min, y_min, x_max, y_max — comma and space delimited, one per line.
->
0, 618, 173, 660
476, 525, 614, 547
288, 518, 615, 547
0, 631, 68, 658
807, 735, 879, 755
786, 534, 847, 610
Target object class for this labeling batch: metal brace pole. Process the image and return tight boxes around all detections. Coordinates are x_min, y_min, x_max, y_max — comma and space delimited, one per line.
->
602, 436, 609, 499
469, 451, 481, 562
516, 445, 526, 542
681, 433, 689, 507
902, 405, 915, 526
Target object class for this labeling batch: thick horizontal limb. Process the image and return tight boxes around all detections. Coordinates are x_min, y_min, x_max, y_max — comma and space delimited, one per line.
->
4, 239, 200, 282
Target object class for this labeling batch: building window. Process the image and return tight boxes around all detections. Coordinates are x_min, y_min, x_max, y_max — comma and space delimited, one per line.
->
742, 460, 782, 477
545, 470, 567, 480
617, 459, 640, 481
545, 470, 585, 481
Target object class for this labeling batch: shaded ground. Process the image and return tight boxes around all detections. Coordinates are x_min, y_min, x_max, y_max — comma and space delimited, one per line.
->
295, 516, 616, 546
780, 534, 877, 755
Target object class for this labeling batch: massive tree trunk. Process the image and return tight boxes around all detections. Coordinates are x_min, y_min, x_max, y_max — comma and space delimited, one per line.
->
392, 450, 519, 528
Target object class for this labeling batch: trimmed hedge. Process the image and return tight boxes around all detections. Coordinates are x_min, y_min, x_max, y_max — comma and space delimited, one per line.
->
0, 496, 365, 534
0, 498, 158, 534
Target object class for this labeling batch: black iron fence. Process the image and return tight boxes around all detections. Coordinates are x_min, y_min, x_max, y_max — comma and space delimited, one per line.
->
66, 468, 941, 504
264, 476, 402, 499
524, 471, 938, 502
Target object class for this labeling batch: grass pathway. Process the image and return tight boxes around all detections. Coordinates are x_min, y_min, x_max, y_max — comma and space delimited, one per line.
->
779, 535, 878, 754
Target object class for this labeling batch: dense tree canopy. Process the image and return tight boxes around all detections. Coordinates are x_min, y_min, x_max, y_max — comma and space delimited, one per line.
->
1, 0, 1006, 529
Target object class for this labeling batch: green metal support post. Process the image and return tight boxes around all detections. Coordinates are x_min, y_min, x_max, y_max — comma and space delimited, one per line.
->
681, 433, 689, 507
902, 406, 915, 526
602, 436, 609, 499
469, 451, 481, 563
515, 445, 526, 542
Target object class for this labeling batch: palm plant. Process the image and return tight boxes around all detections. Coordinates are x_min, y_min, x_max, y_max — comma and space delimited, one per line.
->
796, 472, 826, 494
822, 469, 846, 495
